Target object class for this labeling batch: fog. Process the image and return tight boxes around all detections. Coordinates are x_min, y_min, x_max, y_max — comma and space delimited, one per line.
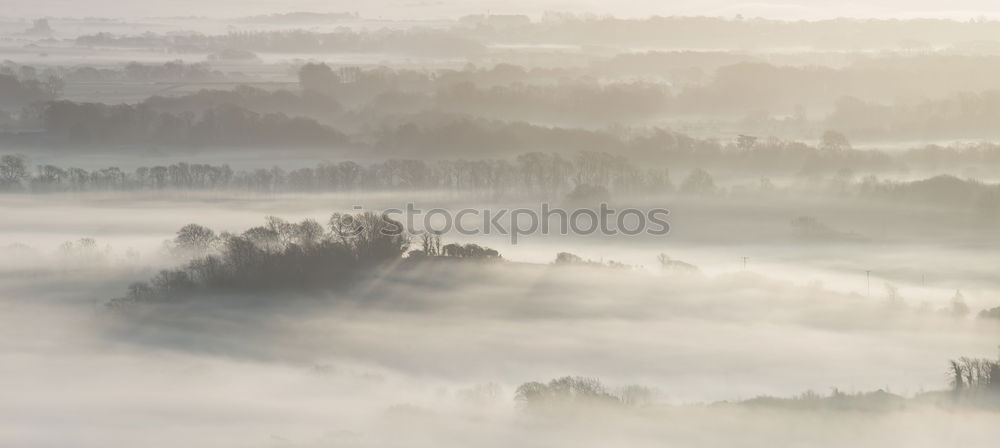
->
4, 2, 1000, 447
15, 0, 1000, 20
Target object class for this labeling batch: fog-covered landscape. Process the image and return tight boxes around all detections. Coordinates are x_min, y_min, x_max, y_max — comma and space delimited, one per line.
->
3, 1, 1000, 447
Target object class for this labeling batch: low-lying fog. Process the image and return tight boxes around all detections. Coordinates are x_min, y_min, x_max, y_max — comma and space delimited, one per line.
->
1, 190, 999, 446
7, 2, 1000, 446
4, 190, 999, 296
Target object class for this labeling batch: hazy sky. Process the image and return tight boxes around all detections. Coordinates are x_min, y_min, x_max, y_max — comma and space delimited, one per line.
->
9, 0, 1000, 20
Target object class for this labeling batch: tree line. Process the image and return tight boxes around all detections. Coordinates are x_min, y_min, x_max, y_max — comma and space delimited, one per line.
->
6, 151, 1000, 217
0, 152, 673, 198
2, 60, 229, 85
516, 355, 1000, 412
76, 28, 485, 58
462, 15, 1000, 50
10, 71, 1000, 175
828, 92, 1000, 140
298, 59, 1000, 122
36, 100, 349, 146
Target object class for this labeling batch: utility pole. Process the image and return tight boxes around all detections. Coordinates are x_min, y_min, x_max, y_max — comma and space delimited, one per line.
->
866, 270, 872, 298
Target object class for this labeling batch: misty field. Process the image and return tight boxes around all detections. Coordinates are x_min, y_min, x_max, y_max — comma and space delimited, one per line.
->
4, 2, 1000, 447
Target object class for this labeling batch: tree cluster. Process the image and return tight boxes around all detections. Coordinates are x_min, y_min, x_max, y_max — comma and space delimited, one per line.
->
514, 376, 654, 410
948, 357, 1000, 402
0, 72, 61, 110
107, 213, 504, 307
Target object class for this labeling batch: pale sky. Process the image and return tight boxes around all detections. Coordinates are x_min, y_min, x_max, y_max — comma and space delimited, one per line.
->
7, 0, 1000, 20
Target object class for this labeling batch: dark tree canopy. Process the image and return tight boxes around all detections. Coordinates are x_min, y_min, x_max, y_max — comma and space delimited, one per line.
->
107, 213, 505, 308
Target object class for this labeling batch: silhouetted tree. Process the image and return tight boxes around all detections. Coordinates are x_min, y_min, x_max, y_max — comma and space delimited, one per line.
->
820, 130, 851, 152
0, 155, 27, 190
173, 224, 217, 256
515, 376, 623, 409
680, 168, 717, 195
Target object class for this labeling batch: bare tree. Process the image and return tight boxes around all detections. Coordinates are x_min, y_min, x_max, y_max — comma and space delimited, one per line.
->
173, 224, 218, 256
0, 154, 27, 190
